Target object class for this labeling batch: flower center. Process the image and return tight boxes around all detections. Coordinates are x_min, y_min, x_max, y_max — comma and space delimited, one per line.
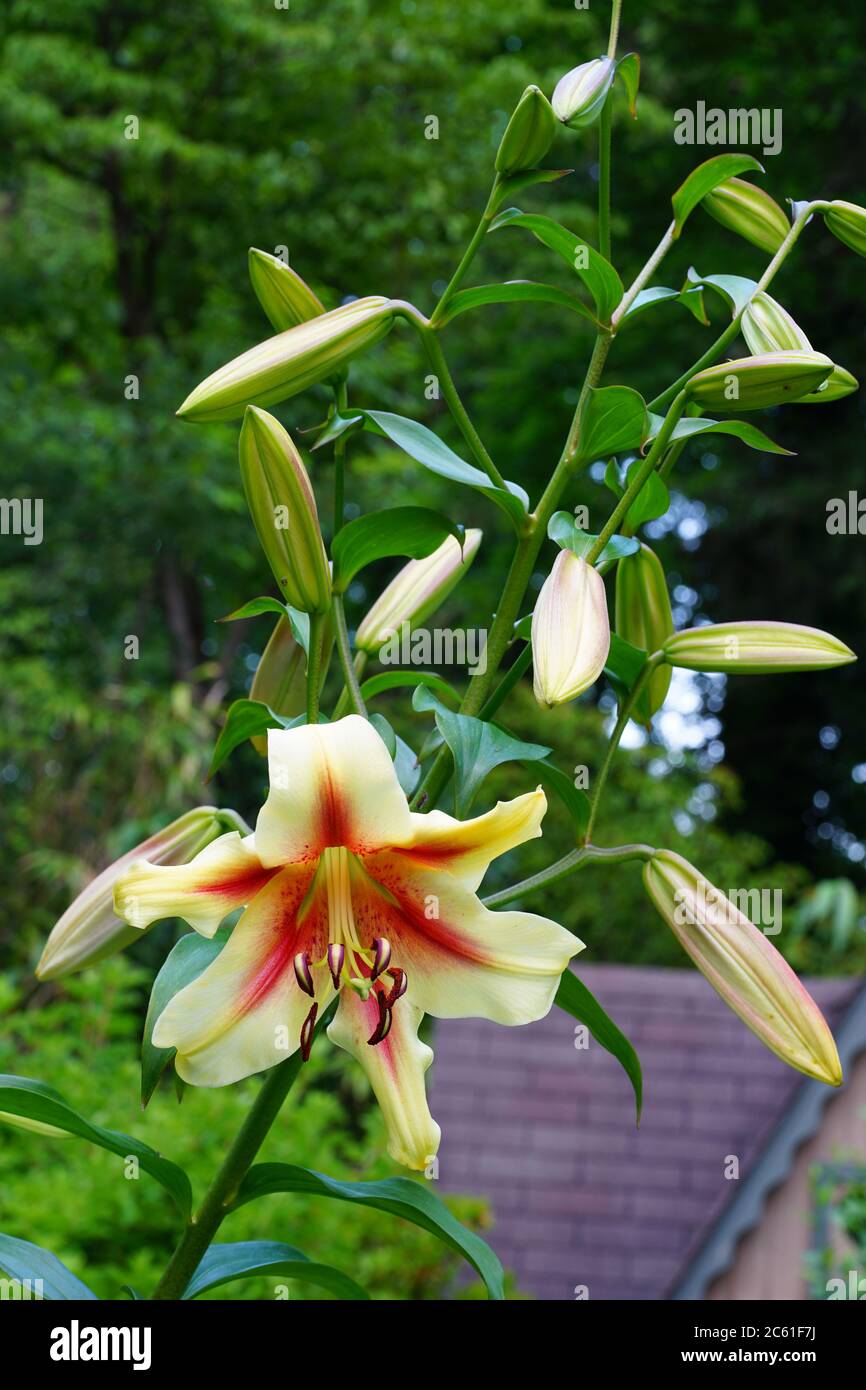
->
293, 847, 407, 1059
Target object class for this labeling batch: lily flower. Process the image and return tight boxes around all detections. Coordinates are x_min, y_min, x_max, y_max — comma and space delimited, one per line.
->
113, 716, 580, 1170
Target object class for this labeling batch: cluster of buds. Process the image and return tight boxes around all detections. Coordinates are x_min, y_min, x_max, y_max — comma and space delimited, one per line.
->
36, 807, 250, 980
643, 850, 842, 1085
355, 530, 482, 654
741, 293, 857, 403
532, 550, 610, 707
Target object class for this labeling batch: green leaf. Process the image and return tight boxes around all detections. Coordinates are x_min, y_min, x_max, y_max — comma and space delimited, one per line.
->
646, 412, 792, 455
0, 1233, 99, 1300
331, 506, 462, 592
686, 268, 758, 318
412, 687, 550, 816
142, 929, 230, 1106
0, 1075, 192, 1218
616, 52, 641, 118
361, 410, 529, 531
181, 1240, 369, 1301
605, 632, 648, 690
208, 699, 296, 780
438, 280, 600, 328
360, 669, 461, 706
623, 458, 670, 527
577, 385, 649, 462
489, 166, 574, 213
309, 409, 365, 451
488, 208, 624, 322
621, 284, 708, 326
229, 1165, 505, 1300
671, 155, 764, 238
368, 711, 397, 758
548, 511, 639, 565
218, 598, 310, 653
555, 970, 643, 1122
534, 761, 591, 838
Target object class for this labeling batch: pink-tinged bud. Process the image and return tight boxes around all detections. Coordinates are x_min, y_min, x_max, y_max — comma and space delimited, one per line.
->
248, 249, 326, 333
35, 808, 250, 981
643, 850, 842, 1085
662, 620, 855, 673
354, 530, 482, 654
614, 543, 673, 723
531, 550, 610, 707
552, 57, 616, 129
701, 177, 790, 254
177, 297, 396, 422
249, 616, 307, 754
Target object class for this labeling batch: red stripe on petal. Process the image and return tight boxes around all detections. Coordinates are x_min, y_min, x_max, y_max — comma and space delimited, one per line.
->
236, 869, 325, 1016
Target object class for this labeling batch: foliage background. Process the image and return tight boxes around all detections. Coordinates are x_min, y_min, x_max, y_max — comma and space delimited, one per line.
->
1, 0, 864, 1298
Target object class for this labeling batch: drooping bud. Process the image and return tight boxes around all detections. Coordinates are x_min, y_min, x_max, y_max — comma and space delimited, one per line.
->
794, 363, 859, 405
177, 297, 396, 422
35, 808, 249, 981
248, 249, 326, 333
327, 943, 345, 990
741, 291, 811, 354
354, 530, 482, 655
701, 177, 790, 254
551, 56, 616, 129
532, 550, 611, 707
643, 850, 842, 1085
495, 85, 557, 174
614, 544, 673, 723
239, 407, 331, 615
685, 351, 834, 412
662, 620, 855, 673
823, 200, 866, 258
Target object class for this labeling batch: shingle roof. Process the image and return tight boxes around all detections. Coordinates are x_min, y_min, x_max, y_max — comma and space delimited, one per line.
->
429, 964, 858, 1301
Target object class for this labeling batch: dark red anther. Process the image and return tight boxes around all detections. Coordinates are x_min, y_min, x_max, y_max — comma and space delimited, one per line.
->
293, 951, 315, 997
327, 942, 345, 990
385, 967, 408, 1006
366, 989, 392, 1046
370, 936, 391, 981
300, 1002, 318, 1062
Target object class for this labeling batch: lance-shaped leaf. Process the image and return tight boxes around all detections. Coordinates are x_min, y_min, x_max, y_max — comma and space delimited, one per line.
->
671, 154, 764, 238
487, 167, 573, 215
686, 268, 759, 319
331, 507, 463, 592
208, 699, 301, 780
488, 208, 623, 323
228, 1165, 506, 1300
0, 1234, 99, 1301
576, 385, 649, 462
181, 1241, 369, 1301
645, 411, 792, 455
548, 511, 639, 564
437, 280, 601, 329
555, 969, 643, 1122
0, 1075, 192, 1217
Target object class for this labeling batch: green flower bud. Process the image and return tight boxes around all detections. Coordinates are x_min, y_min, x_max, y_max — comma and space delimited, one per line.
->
355, 530, 482, 654
686, 351, 834, 412
532, 550, 610, 707
177, 297, 395, 422
239, 407, 331, 615
35, 807, 248, 981
662, 620, 855, 673
643, 850, 842, 1085
249, 612, 335, 754
701, 177, 790, 254
741, 291, 811, 354
248, 249, 326, 332
823, 200, 866, 258
795, 363, 859, 405
495, 85, 557, 174
614, 544, 673, 723
551, 56, 616, 130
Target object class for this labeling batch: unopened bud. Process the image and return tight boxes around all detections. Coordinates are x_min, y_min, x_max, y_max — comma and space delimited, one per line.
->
355, 530, 482, 654
686, 351, 833, 412
532, 550, 610, 707
248, 249, 326, 333
741, 291, 811, 354
614, 544, 673, 723
643, 850, 842, 1085
794, 363, 859, 405
662, 620, 855, 673
823, 200, 866, 259
239, 407, 331, 615
551, 57, 616, 130
495, 85, 557, 174
701, 177, 790, 254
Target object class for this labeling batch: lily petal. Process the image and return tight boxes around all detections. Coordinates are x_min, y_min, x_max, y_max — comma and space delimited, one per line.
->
255, 716, 414, 867
401, 789, 547, 892
152, 864, 329, 1085
352, 852, 582, 1025
328, 989, 440, 1171
113, 832, 276, 937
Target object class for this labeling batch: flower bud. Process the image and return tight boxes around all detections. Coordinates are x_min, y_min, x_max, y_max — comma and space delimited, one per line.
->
795, 363, 859, 405
741, 291, 811, 355
662, 620, 855, 673
35, 808, 248, 981
177, 297, 395, 422
551, 56, 616, 129
248, 249, 326, 332
355, 530, 482, 654
686, 351, 833, 412
823, 200, 866, 258
495, 85, 557, 174
532, 550, 610, 707
701, 177, 790, 254
614, 544, 673, 723
239, 407, 331, 615
643, 850, 842, 1085
249, 615, 308, 753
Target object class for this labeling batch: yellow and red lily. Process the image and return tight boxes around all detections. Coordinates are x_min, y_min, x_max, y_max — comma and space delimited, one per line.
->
113, 716, 580, 1170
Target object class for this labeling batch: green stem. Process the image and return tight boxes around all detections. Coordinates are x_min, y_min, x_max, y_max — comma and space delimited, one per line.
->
306, 612, 326, 724
611, 222, 676, 329
332, 379, 349, 536
598, 101, 613, 263
583, 653, 664, 842
607, 0, 623, 57
429, 181, 501, 326
418, 327, 510, 495
332, 651, 368, 720
648, 200, 828, 414
483, 840, 654, 909
151, 1045, 315, 1300
478, 642, 533, 721
332, 593, 367, 716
